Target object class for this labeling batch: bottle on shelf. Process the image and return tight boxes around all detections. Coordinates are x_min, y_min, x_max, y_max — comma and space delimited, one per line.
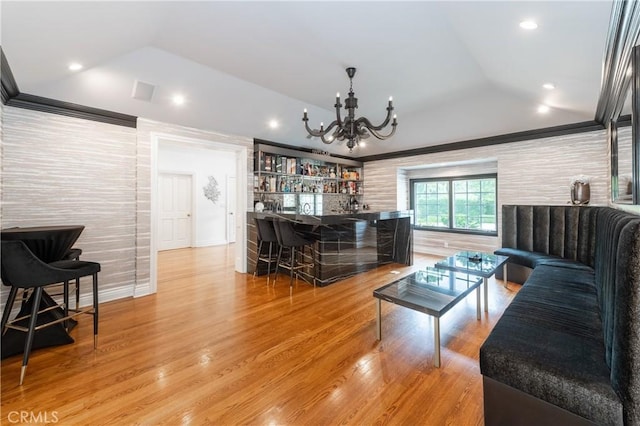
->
254, 143, 364, 213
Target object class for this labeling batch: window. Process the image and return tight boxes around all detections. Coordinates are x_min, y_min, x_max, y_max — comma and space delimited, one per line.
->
410, 174, 497, 234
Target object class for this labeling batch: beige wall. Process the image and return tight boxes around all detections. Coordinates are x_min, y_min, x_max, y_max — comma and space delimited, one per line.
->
1, 105, 139, 303
364, 129, 610, 256
0, 107, 253, 306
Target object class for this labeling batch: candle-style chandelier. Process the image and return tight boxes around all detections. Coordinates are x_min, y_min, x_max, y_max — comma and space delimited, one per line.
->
302, 67, 397, 152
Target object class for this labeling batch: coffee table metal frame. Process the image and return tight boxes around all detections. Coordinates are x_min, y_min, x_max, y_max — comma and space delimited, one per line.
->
435, 251, 510, 313
373, 267, 483, 368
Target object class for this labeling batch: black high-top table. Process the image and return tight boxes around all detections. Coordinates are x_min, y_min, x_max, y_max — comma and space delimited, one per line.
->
1, 225, 85, 358
1, 225, 84, 263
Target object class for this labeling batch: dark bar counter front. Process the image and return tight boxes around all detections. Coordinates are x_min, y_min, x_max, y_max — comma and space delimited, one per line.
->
247, 211, 413, 286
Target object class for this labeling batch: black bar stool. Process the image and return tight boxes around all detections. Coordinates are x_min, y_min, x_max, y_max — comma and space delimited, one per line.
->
273, 220, 317, 290
35, 247, 84, 315
1, 240, 100, 385
253, 218, 278, 284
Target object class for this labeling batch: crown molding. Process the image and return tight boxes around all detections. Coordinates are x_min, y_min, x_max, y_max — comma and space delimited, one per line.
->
356, 120, 606, 162
1, 47, 19, 104
1, 46, 136, 128
6, 93, 137, 128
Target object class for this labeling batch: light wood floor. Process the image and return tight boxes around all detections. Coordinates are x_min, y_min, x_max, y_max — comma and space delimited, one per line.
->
1, 246, 519, 425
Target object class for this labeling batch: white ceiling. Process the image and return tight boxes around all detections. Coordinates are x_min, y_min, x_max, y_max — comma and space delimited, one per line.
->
1, 1, 614, 157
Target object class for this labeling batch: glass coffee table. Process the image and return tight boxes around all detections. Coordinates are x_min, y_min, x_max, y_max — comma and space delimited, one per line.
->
373, 267, 483, 367
435, 251, 510, 313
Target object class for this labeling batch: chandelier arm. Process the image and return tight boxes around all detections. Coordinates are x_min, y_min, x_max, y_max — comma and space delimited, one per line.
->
303, 119, 339, 137
356, 106, 394, 131
365, 122, 398, 141
320, 134, 335, 144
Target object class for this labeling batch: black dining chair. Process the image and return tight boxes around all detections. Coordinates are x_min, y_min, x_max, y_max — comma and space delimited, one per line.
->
273, 220, 317, 290
253, 218, 279, 284
0, 240, 100, 385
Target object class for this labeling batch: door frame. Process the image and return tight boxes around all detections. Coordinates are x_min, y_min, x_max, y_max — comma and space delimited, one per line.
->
226, 175, 236, 244
157, 170, 196, 250
147, 132, 249, 296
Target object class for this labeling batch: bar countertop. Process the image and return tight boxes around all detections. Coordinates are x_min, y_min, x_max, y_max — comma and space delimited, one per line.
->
249, 210, 413, 225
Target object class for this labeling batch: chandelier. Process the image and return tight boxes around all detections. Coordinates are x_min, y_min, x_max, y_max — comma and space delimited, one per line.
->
302, 67, 397, 152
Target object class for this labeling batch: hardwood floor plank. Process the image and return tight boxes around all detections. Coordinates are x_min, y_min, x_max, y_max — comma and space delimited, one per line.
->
1, 245, 519, 425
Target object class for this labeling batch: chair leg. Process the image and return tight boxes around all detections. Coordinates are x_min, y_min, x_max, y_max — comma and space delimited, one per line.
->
289, 247, 296, 288
75, 277, 80, 310
63, 280, 70, 331
21, 286, 44, 385
253, 241, 263, 277
1, 287, 19, 335
274, 246, 283, 285
266, 242, 273, 284
92, 273, 99, 349
311, 244, 317, 287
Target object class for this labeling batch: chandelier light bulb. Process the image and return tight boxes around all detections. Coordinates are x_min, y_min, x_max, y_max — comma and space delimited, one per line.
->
336, 92, 340, 98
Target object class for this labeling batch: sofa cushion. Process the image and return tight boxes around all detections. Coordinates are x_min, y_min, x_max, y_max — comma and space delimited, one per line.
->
535, 257, 595, 272
494, 247, 553, 269
480, 264, 623, 424
495, 247, 594, 272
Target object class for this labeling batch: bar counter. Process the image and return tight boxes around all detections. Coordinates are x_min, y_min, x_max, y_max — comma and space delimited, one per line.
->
247, 210, 413, 286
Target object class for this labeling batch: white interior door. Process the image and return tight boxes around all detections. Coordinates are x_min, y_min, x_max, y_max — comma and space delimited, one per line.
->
159, 173, 193, 250
226, 176, 236, 243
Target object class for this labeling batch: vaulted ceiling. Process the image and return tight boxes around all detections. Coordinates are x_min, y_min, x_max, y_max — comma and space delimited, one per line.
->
1, 1, 614, 156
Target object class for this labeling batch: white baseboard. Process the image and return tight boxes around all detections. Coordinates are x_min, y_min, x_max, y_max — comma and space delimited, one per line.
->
133, 282, 153, 298
195, 239, 228, 247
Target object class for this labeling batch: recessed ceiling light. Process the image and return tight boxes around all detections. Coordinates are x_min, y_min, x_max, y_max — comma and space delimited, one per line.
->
68, 62, 83, 71
542, 83, 555, 90
537, 104, 550, 114
172, 94, 185, 106
268, 119, 279, 129
520, 20, 538, 30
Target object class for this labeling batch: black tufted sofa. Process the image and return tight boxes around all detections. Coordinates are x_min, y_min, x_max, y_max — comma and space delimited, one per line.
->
480, 205, 640, 425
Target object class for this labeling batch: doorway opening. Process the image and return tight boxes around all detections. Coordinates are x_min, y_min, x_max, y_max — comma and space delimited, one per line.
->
149, 133, 249, 295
